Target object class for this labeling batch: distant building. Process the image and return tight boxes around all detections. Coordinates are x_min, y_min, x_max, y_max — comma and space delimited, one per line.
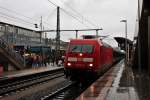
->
0, 22, 46, 49
45, 38, 68, 50
0, 22, 68, 51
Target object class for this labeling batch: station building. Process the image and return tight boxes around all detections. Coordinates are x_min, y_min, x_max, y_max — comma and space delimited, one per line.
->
0, 21, 68, 70
0, 21, 68, 50
0, 22, 45, 49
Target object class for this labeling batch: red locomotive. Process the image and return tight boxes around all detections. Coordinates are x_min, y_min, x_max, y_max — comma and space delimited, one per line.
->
64, 38, 114, 80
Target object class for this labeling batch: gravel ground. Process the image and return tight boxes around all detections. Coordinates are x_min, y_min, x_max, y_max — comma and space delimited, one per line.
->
0, 76, 67, 100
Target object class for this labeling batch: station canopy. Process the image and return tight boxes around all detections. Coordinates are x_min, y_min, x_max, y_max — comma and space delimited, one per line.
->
114, 37, 133, 50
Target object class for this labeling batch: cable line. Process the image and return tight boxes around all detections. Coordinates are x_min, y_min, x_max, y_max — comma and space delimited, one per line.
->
0, 5, 54, 29
60, 8, 90, 28
47, 0, 91, 28
59, 0, 98, 28
47, 0, 58, 7
46, 8, 57, 21
0, 6, 36, 21
0, 11, 35, 25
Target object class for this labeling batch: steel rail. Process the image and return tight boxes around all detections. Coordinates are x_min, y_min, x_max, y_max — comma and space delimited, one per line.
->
0, 71, 64, 96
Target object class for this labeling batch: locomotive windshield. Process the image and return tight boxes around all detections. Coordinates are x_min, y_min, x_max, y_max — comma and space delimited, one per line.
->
69, 44, 94, 53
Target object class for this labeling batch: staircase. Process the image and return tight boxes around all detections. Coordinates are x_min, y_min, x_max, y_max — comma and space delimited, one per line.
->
0, 38, 25, 70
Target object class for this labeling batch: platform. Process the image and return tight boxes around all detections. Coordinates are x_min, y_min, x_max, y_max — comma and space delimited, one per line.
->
0, 64, 63, 80
76, 60, 140, 100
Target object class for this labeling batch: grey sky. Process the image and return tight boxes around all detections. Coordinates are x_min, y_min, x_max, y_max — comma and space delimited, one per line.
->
0, 0, 138, 46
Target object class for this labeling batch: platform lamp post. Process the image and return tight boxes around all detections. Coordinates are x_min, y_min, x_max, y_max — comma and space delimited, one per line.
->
4, 24, 9, 43
120, 19, 128, 67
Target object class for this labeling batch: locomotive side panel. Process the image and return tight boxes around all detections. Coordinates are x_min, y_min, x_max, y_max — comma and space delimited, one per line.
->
101, 47, 113, 65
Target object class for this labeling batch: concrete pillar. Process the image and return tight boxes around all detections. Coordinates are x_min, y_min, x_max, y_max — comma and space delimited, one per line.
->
148, 16, 150, 74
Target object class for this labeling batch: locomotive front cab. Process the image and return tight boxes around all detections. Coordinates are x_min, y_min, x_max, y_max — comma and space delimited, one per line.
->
65, 44, 95, 69
64, 39, 101, 71
64, 39, 103, 80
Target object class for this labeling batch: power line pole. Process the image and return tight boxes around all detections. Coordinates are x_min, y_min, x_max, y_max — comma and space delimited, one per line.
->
75, 30, 78, 39
96, 29, 99, 38
55, 6, 60, 64
40, 16, 43, 44
55, 6, 60, 51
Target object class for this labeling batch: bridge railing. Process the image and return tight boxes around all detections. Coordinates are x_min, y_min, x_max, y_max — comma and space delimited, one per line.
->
0, 38, 24, 68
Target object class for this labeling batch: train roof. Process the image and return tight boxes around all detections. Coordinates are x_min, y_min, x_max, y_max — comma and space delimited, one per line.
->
70, 39, 102, 45
101, 42, 112, 48
69, 39, 113, 48
113, 48, 125, 54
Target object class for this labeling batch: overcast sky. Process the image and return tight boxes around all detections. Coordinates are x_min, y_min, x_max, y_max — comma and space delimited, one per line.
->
0, 0, 138, 46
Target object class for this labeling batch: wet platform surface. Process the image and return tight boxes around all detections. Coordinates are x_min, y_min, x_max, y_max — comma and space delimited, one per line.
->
76, 60, 144, 100
132, 70, 150, 100
0, 64, 63, 79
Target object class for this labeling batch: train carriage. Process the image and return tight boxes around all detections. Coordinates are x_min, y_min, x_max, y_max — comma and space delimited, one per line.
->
64, 38, 113, 80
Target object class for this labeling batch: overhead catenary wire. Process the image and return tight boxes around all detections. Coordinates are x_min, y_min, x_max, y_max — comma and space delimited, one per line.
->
47, 0, 58, 7
0, 5, 54, 29
60, 8, 90, 28
0, 15, 35, 28
0, 11, 53, 30
0, 11, 35, 25
0, 0, 99, 31
47, 0, 93, 28
59, 0, 98, 28
38, 28, 102, 32
0, 6, 37, 22
46, 8, 57, 21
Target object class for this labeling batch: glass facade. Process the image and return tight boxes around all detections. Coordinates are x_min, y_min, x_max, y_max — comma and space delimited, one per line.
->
0, 22, 44, 46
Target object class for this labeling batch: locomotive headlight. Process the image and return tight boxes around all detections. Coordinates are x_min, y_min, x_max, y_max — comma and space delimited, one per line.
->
79, 53, 83, 56
89, 63, 93, 67
67, 63, 71, 66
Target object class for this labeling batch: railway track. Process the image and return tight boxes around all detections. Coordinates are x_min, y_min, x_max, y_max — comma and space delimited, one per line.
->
0, 69, 64, 97
39, 61, 119, 100
41, 81, 75, 100
40, 80, 95, 100
0, 61, 120, 100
